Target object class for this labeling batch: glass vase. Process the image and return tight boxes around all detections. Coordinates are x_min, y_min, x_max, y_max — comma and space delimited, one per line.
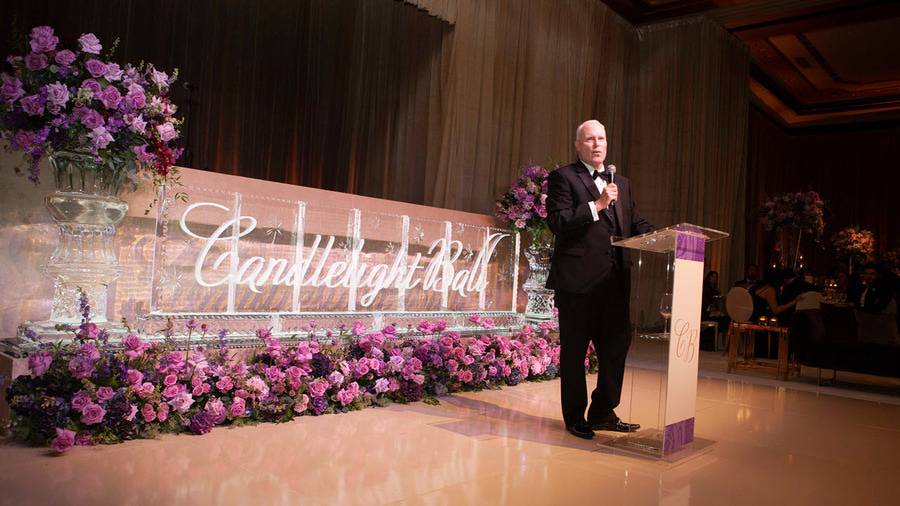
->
523, 239, 554, 322
42, 151, 129, 324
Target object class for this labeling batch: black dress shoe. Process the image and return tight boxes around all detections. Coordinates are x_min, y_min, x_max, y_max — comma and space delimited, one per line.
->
589, 418, 640, 433
565, 423, 595, 439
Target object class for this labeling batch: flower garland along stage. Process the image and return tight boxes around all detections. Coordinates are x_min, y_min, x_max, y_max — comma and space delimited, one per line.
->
6, 294, 577, 454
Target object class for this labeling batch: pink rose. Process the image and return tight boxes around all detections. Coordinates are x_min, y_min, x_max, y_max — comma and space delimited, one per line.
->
125, 369, 143, 385
215, 376, 234, 392
80, 403, 106, 425
307, 378, 329, 397
168, 392, 194, 413
229, 397, 246, 418
163, 384, 181, 399
157, 402, 170, 422
293, 394, 309, 414
164, 374, 178, 386
51, 428, 76, 453
141, 403, 156, 422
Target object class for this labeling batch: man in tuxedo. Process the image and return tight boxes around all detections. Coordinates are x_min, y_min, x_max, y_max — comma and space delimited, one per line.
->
546, 120, 653, 439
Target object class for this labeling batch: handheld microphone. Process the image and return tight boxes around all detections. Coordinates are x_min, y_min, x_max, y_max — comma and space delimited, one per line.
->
606, 164, 617, 206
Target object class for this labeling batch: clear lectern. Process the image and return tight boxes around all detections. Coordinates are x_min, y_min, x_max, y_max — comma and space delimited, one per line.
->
609, 223, 728, 458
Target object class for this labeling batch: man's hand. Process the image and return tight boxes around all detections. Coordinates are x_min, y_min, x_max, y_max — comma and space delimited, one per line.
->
594, 183, 618, 210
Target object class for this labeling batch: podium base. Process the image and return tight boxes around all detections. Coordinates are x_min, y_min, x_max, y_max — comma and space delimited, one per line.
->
602, 429, 716, 462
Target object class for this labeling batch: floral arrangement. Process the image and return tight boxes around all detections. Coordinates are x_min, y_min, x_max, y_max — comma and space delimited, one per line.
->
6, 298, 569, 454
832, 226, 875, 264
884, 248, 900, 276
0, 25, 184, 197
495, 165, 550, 247
759, 190, 825, 239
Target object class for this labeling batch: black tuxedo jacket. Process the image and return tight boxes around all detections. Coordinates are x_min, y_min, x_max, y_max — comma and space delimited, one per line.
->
545, 161, 653, 294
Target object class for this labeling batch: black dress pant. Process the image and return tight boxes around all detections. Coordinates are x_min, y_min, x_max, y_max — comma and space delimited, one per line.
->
555, 273, 631, 428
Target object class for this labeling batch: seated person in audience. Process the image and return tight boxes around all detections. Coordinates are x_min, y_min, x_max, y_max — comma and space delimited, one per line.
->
780, 268, 818, 317
857, 263, 896, 314
734, 264, 760, 289
751, 269, 798, 357
701, 270, 728, 350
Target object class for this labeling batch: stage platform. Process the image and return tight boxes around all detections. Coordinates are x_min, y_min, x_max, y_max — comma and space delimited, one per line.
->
2, 356, 899, 506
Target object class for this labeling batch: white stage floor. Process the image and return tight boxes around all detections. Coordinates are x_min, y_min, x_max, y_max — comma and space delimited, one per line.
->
2, 346, 899, 505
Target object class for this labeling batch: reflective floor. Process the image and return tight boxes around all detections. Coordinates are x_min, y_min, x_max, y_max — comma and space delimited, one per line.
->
2, 365, 900, 506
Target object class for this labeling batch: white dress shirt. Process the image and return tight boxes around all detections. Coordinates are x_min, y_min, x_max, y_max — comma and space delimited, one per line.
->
582, 160, 608, 222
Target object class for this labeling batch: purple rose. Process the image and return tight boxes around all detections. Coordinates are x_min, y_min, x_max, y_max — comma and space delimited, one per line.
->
123, 334, 148, 359
168, 392, 194, 413
310, 396, 328, 416
124, 404, 138, 422
80, 79, 102, 95
68, 356, 95, 379
79, 33, 102, 54
28, 351, 53, 377
71, 390, 91, 412
29, 26, 59, 53
54, 49, 77, 66
155, 122, 177, 142
79, 108, 104, 130
228, 397, 246, 418
24, 53, 48, 71
85, 59, 108, 78
51, 428, 75, 453
80, 403, 106, 425
74, 432, 94, 446
150, 68, 169, 88
105, 63, 123, 81
98, 85, 121, 109
20, 94, 45, 116
89, 126, 113, 149
96, 386, 115, 401
43, 82, 69, 108
1, 77, 24, 102
327, 371, 344, 387
205, 398, 227, 425
124, 83, 146, 109
189, 411, 214, 435
374, 378, 390, 394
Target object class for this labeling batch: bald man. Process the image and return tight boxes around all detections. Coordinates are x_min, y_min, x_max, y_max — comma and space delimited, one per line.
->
546, 120, 653, 439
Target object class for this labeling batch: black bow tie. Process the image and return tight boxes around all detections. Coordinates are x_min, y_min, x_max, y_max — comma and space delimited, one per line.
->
592, 170, 611, 183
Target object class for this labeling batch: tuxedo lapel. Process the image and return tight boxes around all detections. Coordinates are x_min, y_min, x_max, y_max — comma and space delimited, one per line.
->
613, 178, 626, 234
575, 163, 602, 201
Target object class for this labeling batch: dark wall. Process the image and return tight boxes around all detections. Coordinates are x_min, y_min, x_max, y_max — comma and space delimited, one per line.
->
1, 0, 449, 204
746, 105, 900, 274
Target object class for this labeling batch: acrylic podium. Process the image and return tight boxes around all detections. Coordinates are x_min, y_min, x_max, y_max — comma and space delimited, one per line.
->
609, 223, 728, 459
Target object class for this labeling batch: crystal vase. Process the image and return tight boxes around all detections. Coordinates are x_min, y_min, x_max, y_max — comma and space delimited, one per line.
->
523, 242, 554, 322
42, 151, 129, 324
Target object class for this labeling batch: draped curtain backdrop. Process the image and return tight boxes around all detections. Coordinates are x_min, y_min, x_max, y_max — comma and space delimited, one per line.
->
2, 0, 750, 320
628, 17, 749, 329
1, 0, 451, 205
